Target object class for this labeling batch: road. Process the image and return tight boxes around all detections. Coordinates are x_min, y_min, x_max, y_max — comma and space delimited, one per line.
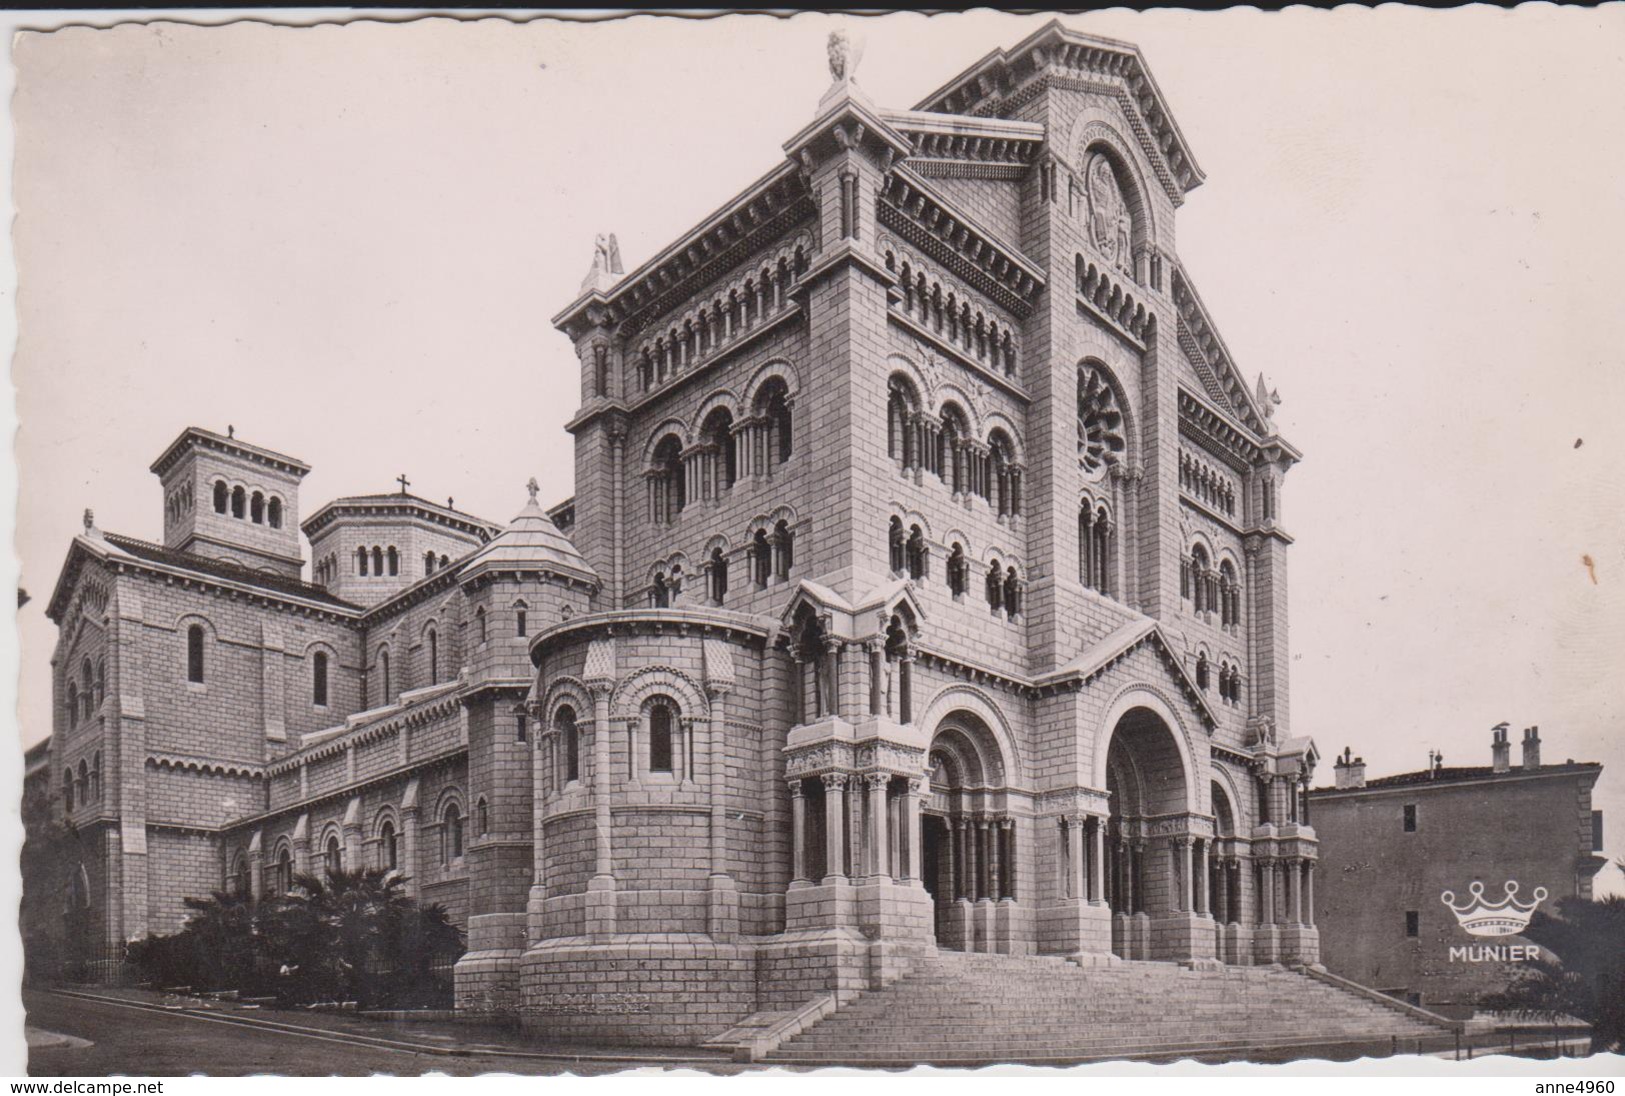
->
23, 990, 736, 1077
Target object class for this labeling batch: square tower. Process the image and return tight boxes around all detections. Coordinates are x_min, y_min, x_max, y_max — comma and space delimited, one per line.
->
149, 427, 310, 578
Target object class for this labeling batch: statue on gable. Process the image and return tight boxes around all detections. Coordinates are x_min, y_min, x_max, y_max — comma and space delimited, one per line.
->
1085, 153, 1135, 278
579, 232, 624, 295
827, 29, 864, 83
1255, 374, 1282, 431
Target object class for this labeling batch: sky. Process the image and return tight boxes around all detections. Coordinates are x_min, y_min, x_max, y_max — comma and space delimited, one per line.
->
10, 8, 1625, 895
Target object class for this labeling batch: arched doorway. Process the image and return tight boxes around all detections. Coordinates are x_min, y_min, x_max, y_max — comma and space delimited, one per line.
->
921, 714, 1013, 953
1102, 705, 1192, 959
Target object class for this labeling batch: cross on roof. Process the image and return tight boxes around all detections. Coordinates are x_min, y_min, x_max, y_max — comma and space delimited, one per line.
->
397, 474, 410, 495
527, 477, 540, 503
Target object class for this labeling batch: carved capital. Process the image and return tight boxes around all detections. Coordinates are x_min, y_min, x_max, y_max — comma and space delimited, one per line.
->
821, 772, 849, 791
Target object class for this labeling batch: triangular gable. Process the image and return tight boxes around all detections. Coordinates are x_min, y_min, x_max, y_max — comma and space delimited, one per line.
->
1171, 266, 1268, 437
1044, 619, 1218, 731
781, 577, 929, 643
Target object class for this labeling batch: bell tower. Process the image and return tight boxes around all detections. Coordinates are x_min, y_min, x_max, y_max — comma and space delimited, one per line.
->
149, 426, 309, 578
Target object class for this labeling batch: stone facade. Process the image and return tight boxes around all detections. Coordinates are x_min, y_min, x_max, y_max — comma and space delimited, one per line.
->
1310, 731, 1606, 1016
42, 22, 1324, 1046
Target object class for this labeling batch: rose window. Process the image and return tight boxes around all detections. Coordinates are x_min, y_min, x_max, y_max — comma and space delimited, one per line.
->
1078, 366, 1126, 475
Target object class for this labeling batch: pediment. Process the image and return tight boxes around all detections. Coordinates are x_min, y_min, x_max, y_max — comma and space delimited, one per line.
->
1046, 618, 1217, 732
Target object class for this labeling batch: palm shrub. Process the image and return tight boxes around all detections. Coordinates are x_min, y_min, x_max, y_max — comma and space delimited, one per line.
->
1482, 873, 1625, 1054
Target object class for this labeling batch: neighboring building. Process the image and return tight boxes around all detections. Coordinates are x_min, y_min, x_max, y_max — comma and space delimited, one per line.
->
41, 22, 1342, 1047
1310, 727, 1606, 1017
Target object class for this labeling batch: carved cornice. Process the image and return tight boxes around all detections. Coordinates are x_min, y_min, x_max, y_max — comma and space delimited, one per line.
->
911, 23, 1204, 203
553, 166, 815, 341
877, 168, 1045, 318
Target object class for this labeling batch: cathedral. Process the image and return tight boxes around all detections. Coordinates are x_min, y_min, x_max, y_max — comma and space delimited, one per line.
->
43, 23, 1345, 1053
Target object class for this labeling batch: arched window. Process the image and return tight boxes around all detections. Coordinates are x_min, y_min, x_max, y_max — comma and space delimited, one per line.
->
62, 769, 74, 812
442, 803, 464, 863
232, 854, 251, 897
358, 546, 370, 576
276, 846, 293, 894
988, 430, 1020, 517
425, 551, 436, 575
65, 683, 78, 729
651, 572, 670, 608
80, 659, 94, 720
1220, 561, 1240, 628
709, 547, 728, 604
701, 408, 737, 494
906, 525, 929, 580
752, 529, 772, 587
312, 651, 329, 706
648, 699, 678, 775
650, 434, 685, 523
1003, 567, 1022, 618
229, 486, 245, 519
1196, 654, 1210, 691
426, 628, 439, 686
1189, 545, 1211, 614
1078, 364, 1127, 475
888, 517, 906, 575
887, 377, 919, 467
76, 760, 88, 806
440, 555, 449, 569
476, 607, 487, 644
387, 547, 399, 576
938, 405, 969, 494
1080, 503, 1112, 594
476, 798, 490, 837
187, 624, 205, 684
515, 603, 528, 638
986, 561, 1004, 611
213, 481, 229, 514
90, 751, 101, 801
268, 497, 283, 529
556, 705, 580, 785
947, 544, 968, 597
515, 709, 528, 743
324, 834, 342, 876
379, 821, 398, 871
773, 519, 794, 579
372, 546, 384, 577
250, 492, 265, 524
758, 378, 793, 464
378, 648, 392, 705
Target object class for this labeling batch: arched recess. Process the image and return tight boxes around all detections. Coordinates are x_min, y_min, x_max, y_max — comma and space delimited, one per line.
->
917, 684, 1024, 789
610, 666, 708, 724
1066, 116, 1157, 261
1093, 687, 1202, 815
741, 358, 801, 409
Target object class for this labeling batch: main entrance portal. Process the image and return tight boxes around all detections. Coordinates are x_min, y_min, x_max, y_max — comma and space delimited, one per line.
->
921, 714, 1014, 953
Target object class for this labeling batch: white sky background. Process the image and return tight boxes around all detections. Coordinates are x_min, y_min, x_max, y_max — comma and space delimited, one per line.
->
10, 7, 1625, 895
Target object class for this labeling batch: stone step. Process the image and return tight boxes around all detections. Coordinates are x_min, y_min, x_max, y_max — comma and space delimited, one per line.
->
763, 950, 1448, 1065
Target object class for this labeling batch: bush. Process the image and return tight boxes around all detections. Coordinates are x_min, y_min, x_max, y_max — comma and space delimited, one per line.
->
126, 870, 465, 1009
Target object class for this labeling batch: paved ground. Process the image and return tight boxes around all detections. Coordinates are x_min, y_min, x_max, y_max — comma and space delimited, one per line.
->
23, 990, 743, 1077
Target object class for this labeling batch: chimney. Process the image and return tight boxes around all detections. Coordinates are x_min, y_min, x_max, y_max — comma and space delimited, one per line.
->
1333, 746, 1366, 789
1491, 723, 1511, 773
1522, 726, 1541, 770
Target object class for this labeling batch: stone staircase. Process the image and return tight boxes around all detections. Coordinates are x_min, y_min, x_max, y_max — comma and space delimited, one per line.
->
762, 951, 1453, 1066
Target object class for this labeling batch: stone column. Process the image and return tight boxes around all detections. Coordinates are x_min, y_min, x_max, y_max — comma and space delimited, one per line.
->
965, 818, 980, 900
1001, 818, 1016, 899
1178, 837, 1194, 912
1289, 857, 1303, 925
592, 685, 614, 877
1304, 861, 1316, 927
789, 781, 808, 883
904, 778, 925, 882
823, 773, 848, 881
1066, 817, 1085, 900
1090, 817, 1106, 904
1197, 839, 1210, 917
986, 819, 1001, 899
865, 773, 889, 879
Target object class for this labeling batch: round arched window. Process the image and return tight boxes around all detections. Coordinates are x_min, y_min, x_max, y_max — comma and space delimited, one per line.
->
1078, 365, 1126, 476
